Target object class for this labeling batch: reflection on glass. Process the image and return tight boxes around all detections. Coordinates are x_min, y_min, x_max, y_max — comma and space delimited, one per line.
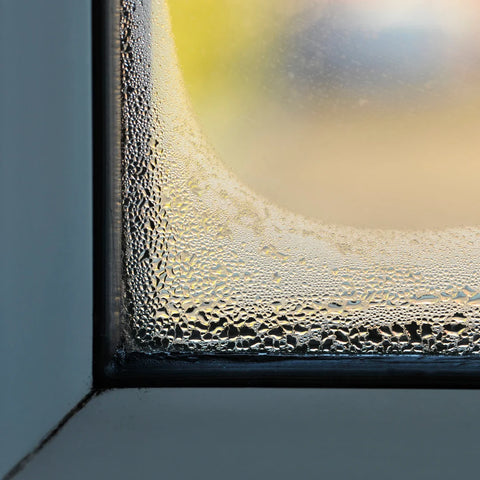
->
121, 0, 480, 355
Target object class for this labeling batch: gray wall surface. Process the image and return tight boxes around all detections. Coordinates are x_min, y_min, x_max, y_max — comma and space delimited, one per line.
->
0, 0, 92, 476
2, 1, 480, 479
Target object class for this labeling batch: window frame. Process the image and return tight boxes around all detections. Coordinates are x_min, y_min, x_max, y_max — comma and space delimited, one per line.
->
92, 0, 480, 389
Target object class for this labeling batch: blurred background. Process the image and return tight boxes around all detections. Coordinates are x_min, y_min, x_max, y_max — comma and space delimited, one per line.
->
169, 0, 480, 229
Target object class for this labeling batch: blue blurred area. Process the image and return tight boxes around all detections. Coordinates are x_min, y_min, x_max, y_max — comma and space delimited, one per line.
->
280, 6, 448, 103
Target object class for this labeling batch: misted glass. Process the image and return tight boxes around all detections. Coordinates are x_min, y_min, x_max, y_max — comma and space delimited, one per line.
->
121, 0, 480, 355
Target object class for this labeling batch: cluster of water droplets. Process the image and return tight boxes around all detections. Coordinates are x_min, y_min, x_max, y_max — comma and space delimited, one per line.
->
121, 0, 480, 355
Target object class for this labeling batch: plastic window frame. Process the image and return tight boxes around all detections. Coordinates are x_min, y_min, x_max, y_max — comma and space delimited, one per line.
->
92, 0, 480, 389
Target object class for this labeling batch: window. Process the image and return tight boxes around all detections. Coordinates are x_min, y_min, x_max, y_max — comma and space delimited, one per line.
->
94, 0, 480, 387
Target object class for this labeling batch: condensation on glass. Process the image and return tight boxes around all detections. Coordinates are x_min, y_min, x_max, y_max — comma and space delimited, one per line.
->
121, 0, 480, 355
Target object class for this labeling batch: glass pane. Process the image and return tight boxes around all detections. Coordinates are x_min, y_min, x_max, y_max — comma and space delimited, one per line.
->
120, 0, 480, 356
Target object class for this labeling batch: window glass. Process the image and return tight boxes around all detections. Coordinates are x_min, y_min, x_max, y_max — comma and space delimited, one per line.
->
121, 0, 480, 355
